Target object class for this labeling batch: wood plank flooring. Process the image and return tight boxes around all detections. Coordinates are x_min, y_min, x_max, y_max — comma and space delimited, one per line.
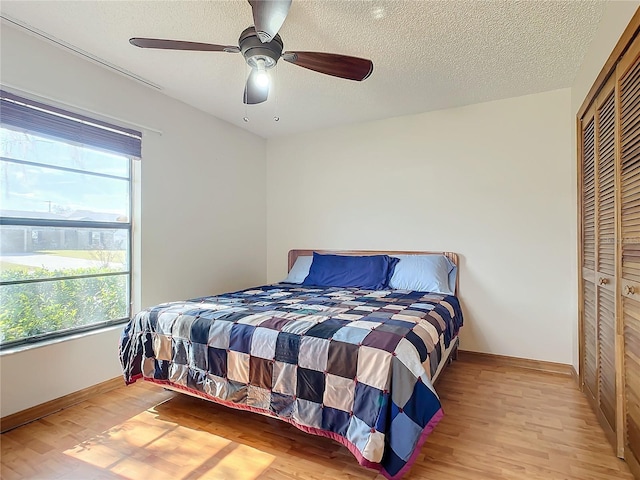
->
1, 352, 633, 479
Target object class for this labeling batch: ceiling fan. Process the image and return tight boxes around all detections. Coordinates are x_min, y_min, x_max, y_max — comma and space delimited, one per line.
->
129, 0, 373, 105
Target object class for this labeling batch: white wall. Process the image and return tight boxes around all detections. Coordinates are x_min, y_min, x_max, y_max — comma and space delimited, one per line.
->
569, 1, 639, 370
267, 88, 574, 364
0, 25, 267, 417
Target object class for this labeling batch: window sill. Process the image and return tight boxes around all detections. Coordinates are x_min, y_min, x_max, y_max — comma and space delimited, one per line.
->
0, 322, 126, 356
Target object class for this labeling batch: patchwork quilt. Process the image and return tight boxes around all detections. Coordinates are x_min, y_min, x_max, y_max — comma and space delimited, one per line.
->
119, 284, 463, 479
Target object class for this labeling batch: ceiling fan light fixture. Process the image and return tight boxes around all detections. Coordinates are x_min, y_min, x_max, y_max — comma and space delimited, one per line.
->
254, 59, 270, 87
240, 27, 284, 67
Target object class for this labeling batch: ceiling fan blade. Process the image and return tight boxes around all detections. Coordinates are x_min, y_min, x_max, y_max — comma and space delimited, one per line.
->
129, 38, 240, 53
243, 69, 270, 105
282, 51, 373, 81
248, 0, 292, 43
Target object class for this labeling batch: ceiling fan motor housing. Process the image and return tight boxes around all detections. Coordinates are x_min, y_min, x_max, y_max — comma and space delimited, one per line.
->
239, 26, 283, 69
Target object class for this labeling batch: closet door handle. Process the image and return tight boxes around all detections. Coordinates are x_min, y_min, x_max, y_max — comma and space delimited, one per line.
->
625, 285, 635, 295
599, 277, 609, 285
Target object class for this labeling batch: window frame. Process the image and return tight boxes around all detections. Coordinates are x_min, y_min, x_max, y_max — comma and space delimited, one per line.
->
0, 90, 140, 349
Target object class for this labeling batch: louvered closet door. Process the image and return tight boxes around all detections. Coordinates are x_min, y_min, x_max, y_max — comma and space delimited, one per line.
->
582, 105, 598, 401
619, 36, 640, 470
596, 81, 617, 434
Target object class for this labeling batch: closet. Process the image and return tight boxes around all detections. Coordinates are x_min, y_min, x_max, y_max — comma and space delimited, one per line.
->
578, 16, 640, 477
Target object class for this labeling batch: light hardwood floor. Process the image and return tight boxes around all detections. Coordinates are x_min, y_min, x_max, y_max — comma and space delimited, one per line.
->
1, 352, 633, 479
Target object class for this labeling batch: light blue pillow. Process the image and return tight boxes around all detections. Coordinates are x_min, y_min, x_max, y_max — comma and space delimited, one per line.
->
388, 255, 456, 295
282, 255, 313, 284
448, 265, 458, 294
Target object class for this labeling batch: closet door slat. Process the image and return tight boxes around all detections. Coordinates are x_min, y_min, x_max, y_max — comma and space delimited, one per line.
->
620, 42, 640, 473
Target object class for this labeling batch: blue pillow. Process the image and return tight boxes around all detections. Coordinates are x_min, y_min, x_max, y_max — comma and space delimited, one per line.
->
302, 253, 399, 290
282, 255, 313, 284
388, 255, 455, 294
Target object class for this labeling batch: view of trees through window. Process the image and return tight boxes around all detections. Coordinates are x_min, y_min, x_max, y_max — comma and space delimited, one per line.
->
0, 127, 132, 346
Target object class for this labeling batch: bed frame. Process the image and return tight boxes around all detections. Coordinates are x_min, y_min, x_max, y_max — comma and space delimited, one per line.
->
288, 249, 460, 384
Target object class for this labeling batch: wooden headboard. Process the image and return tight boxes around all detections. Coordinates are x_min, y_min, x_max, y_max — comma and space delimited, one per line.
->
288, 249, 459, 295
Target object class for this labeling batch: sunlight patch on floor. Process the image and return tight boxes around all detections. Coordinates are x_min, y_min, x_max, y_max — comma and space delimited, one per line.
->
198, 444, 275, 479
64, 410, 275, 479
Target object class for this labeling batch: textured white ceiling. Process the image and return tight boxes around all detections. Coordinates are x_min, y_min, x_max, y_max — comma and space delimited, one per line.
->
1, 0, 604, 138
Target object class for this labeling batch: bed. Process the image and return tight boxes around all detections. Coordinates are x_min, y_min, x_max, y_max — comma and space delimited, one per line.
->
119, 249, 464, 479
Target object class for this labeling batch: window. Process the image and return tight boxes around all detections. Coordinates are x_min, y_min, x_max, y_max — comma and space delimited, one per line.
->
0, 90, 141, 347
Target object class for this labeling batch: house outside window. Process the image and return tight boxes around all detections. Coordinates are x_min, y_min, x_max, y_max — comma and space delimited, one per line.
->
0, 90, 141, 347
